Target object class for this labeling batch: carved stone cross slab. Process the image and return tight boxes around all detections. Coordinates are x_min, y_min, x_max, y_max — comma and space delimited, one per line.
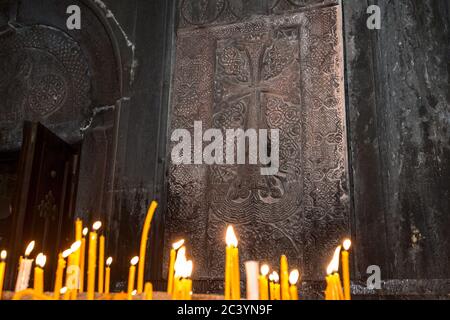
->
167, 3, 348, 289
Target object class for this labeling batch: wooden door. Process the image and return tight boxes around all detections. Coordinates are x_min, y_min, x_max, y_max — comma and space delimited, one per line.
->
7, 122, 80, 290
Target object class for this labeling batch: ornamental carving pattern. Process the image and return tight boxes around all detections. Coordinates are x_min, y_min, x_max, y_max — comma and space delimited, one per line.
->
167, 5, 348, 283
0, 25, 91, 148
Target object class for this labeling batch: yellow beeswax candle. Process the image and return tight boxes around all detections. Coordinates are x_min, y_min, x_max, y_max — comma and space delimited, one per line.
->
289, 269, 299, 300
168, 239, 184, 294
0, 250, 6, 300
273, 271, 281, 300
87, 221, 101, 300
105, 257, 112, 294
280, 255, 290, 300
173, 247, 187, 300
259, 264, 269, 300
34, 253, 46, 296
127, 256, 139, 300
15, 241, 35, 292
225, 226, 240, 300
138, 201, 158, 293
342, 239, 351, 300
54, 249, 71, 299
79, 227, 88, 292
98, 235, 105, 293
144, 282, 153, 300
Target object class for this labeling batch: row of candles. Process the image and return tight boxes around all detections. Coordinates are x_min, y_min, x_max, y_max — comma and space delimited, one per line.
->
0, 201, 352, 300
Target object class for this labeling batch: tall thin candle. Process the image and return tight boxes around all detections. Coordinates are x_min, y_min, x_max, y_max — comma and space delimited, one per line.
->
127, 256, 139, 300
342, 239, 351, 300
87, 221, 102, 300
138, 201, 158, 293
0, 250, 6, 300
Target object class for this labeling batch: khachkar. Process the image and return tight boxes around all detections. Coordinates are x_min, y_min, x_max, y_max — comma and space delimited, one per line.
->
167, 0, 348, 294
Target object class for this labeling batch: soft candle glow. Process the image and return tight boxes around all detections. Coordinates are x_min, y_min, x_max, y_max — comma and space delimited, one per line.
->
25, 241, 35, 257
83, 227, 88, 236
226, 226, 238, 247
106, 257, 113, 266
0, 250, 6, 260
62, 249, 72, 258
343, 239, 351, 251
289, 270, 299, 285
60, 287, 67, 294
272, 271, 279, 283
131, 256, 139, 266
71, 241, 81, 252
36, 253, 46, 268
172, 239, 185, 250
261, 264, 269, 276
93, 221, 102, 231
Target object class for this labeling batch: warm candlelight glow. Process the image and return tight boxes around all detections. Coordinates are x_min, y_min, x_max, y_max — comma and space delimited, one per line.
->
60, 287, 67, 294
70, 241, 81, 252
82, 227, 88, 236
289, 269, 299, 285
62, 249, 72, 258
272, 271, 279, 283
330, 245, 341, 273
343, 239, 351, 251
92, 221, 102, 231
25, 241, 35, 257
106, 257, 113, 266
261, 264, 269, 276
132, 289, 137, 296
0, 250, 6, 260
36, 253, 46, 268
269, 274, 274, 282
172, 239, 185, 250
130, 256, 139, 266
226, 226, 238, 247
185, 260, 193, 278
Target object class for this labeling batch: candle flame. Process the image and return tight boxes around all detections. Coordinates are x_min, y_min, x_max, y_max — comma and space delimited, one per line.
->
62, 249, 72, 258
92, 221, 102, 231
130, 256, 139, 266
25, 241, 35, 257
272, 271, 279, 283
225, 225, 238, 247
106, 257, 113, 266
82, 227, 88, 236
268, 274, 274, 282
327, 245, 341, 275
132, 290, 137, 296
70, 240, 82, 252
172, 239, 185, 250
0, 250, 6, 260
185, 260, 193, 278
174, 247, 187, 277
260, 264, 270, 276
289, 269, 300, 285
60, 287, 68, 294
36, 253, 46, 268
343, 239, 351, 251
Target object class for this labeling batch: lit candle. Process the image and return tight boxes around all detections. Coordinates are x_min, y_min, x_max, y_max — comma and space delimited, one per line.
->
182, 260, 193, 300
60, 287, 69, 300
342, 239, 351, 300
15, 241, 35, 292
258, 264, 269, 300
325, 246, 343, 300
98, 235, 105, 293
245, 261, 259, 300
33, 253, 46, 296
138, 201, 158, 293
105, 257, 112, 294
144, 282, 153, 300
79, 227, 88, 292
167, 239, 185, 295
225, 226, 240, 300
69, 241, 82, 299
54, 249, 71, 299
269, 273, 275, 300
273, 271, 281, 300
173, 247, 186, 300
289, 269, 299, 300
280, 255, 290, 300
127, 256, 139, 300
0, 250, 6, 300
87, 221, 102, 300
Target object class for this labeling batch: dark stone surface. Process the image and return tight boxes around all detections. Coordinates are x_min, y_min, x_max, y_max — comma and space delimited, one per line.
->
0, 0, 448, 298
343, 0, 450, 284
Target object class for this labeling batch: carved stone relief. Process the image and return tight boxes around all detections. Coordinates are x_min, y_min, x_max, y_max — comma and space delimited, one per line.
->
0, 25, 91, 149
168, 4, 348, 285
